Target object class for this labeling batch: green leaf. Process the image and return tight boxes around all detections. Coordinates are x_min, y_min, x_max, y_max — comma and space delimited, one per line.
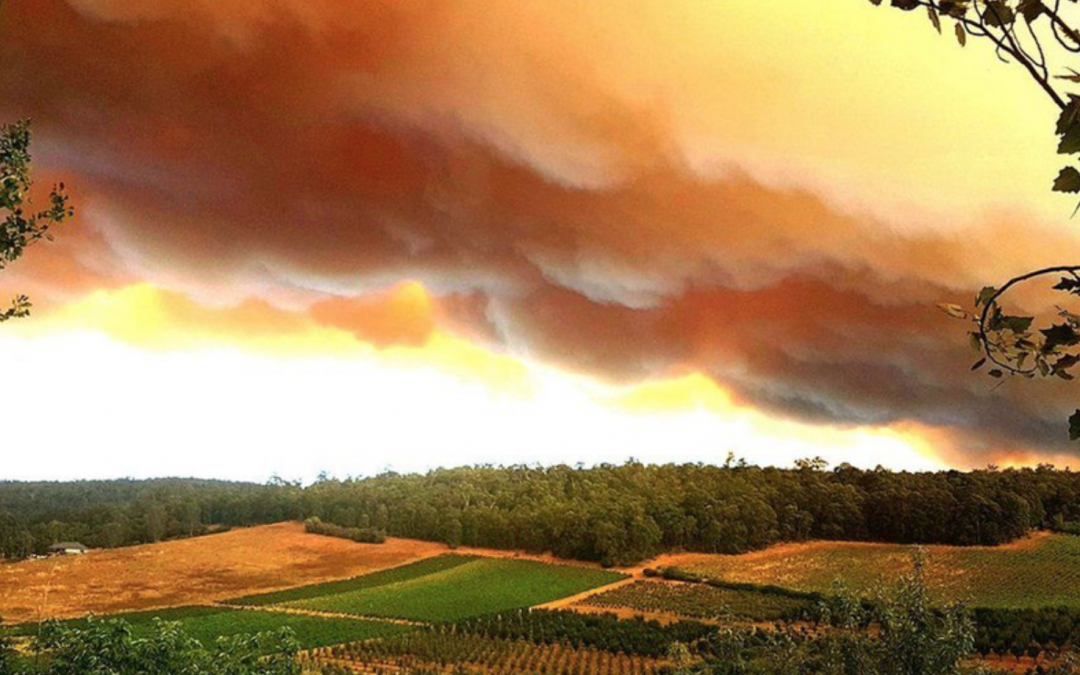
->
1000, 315, 1034, 333
976, 286, 998, 306
970, 357, 987, 371
927, 4, 942, 32
938, 303, 970, 319
1055, 354, 1080, 372
939, 0, 970, 17
1054, 276, 1080, 292
988, 368, 1004, 378
891, 0, 921, 10
1018, 0, 1045, 22
1058, 98, 1080, 135
1054, 167, 1080, 193
1069, 410, 1080, 441
955, 21, 967, 46
1059, 125, 1080, 155
1042, 322, 1080, 351
983, 0, 1016, 27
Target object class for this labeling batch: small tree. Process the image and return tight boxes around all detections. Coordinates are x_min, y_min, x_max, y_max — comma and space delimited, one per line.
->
816, 581, 879, 675
0, 120, 73, 322
667, 642, 696, 675
874, 550, 975, 675
810, 550, 974, 675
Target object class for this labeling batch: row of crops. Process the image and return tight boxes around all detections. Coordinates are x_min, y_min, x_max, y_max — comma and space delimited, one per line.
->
973, 607, 1080, 660
221, 556, 709, 675
227, 555, 476, 606
307, 631, 666, 675
298, 604, 794, 675
228, 554, 626, 623
23, 541, 1080, 675
578, 581, 813, 623
674, 534, 1080, 610
448, 609, 713, 658
5, 555, 635, 670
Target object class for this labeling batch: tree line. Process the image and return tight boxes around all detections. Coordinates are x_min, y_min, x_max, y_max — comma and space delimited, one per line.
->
5, 462, 1080, 565
0, 478, 300, 559
295, 461, 1080, 565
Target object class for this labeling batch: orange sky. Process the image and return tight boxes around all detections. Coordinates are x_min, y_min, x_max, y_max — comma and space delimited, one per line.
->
0, 0, 1077, 479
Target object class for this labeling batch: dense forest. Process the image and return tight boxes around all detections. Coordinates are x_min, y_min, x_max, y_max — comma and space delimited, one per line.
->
4, 462, 1080, 565
0, 478, 300, 559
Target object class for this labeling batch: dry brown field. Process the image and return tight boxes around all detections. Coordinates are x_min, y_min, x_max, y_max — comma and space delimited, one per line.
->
0, 522, 449, 624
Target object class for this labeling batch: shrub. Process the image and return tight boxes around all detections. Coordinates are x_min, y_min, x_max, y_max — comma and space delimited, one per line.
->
303, 517, 385, 544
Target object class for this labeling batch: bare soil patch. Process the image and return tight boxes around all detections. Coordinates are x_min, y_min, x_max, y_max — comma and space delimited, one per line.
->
534, 577, 637, 611
0, 522, 447, 624
561, 602, 722, 626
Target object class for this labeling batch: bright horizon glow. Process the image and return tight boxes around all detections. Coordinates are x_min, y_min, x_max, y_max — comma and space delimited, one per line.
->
1, 329, 948, 483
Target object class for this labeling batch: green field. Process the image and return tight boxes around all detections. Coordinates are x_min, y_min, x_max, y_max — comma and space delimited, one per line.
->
675, 533, 1080, 609
5, 606, 223, 638
316, 629, 665, 675
7, 606, 407, 650
285, 556, 626, 622
581, 580, 812, 622
226, 554, 474, 606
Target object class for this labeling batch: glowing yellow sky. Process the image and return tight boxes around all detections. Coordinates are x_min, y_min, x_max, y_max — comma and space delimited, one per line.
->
4, 282, 948, 480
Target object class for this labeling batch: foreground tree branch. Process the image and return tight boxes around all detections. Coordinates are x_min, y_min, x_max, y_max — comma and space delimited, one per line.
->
0, 120, 73, 322
870, 0, 1080, 441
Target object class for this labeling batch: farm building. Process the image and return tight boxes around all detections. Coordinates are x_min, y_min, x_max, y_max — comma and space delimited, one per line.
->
48, 542, 88, 556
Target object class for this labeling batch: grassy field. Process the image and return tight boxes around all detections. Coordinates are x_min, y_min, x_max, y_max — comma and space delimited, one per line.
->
226, 554, 474, 606
580, 580, 812, 622
5, 606, 223, 637
0, 522, 447, 624
285, 556, 626, 622
671, 532, 1080, 609
6, 606, 407, 650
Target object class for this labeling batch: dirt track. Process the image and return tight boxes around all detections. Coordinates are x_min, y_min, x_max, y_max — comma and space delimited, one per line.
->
533, 577, 637, 611
0, 522, 448, 624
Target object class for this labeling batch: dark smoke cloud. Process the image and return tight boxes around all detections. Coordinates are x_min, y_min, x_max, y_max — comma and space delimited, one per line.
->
1, 0, 1077, 465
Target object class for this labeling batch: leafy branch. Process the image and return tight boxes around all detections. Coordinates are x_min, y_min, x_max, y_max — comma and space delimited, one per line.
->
0, 119, 74, 322
869, 0, 1080, 441
939, 267, 1080, 438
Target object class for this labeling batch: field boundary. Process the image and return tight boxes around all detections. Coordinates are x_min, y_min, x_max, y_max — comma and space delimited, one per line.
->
533, 576, 637, 611
223, 554, 475, 607
227, 603, 427, 627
